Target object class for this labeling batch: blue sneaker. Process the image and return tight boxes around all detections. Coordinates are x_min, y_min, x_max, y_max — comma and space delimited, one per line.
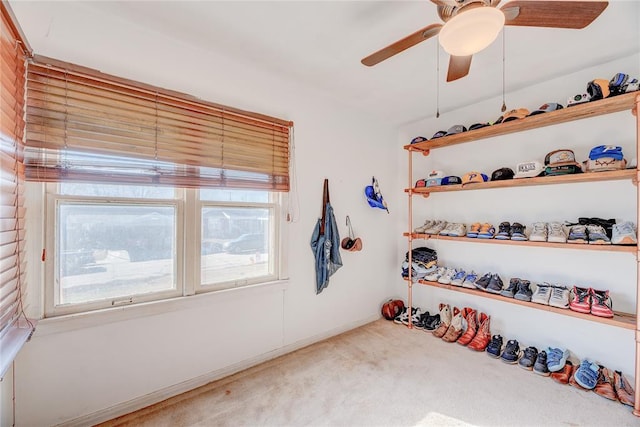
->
486, 335, 503, 358
546, 347, 570, 372
461, 271, 478, 289
519, 346, 538, 370
450, 269, 467, 286
575, 359, 600, 389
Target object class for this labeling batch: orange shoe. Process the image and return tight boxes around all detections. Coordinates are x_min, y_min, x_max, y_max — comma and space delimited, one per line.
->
614, 370, 636, 407
457, 308, 478, 346
594, 366, 617, 401
467, 313, 491, 351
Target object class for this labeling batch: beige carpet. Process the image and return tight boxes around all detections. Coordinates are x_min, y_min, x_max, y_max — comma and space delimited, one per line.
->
100, 320, 638, 427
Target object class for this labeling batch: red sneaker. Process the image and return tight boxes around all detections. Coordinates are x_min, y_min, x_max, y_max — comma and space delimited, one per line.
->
569, 285, 591, 314
590, 289, 614, 318
467, 313, 491, 351
457, 308, 478, 346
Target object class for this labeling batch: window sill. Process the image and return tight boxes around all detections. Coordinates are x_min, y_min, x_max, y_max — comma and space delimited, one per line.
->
0, 320, 37, 380
34, 279, 289, 337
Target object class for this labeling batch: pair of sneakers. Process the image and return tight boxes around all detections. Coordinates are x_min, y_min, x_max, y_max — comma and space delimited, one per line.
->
474, 273, 503, 293
501, 278, 530, 299
393, 306, 421, 326
439, 223, 467, 237
495, 221, 527, 241
486, 335, 521, 364
529, 222, 568, 243
569, 286, 614, 318
531, 283, 570, 308
468, 223, 496, 239
450, 269, 476, 287
567, 223, 611, 244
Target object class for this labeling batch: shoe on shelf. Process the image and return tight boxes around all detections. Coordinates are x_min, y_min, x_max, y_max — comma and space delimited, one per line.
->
495, 221, 511, 240
448, 223, 467, 237
423, 313, 441, 331
551, 360, 573, 385
393, 306, 408, 325
594, 366, 617, 401
514, 279, 533, 302
442, 307, 466, 342
432, 304, 452, 338
501, 278, 520, 298
486, 334, 503, 358
468, 314, 491, 351
500, 339, 522, 364
477, 223, 496, 239
567, 224, 588, 244
414, 220, 434, 234
546, 347, 570, 372
574, 359, 600, 390
457, 308, 479, 346
424, 266, 446, 282
437, 267, 457, 284
586, 224, 611, 244
569, 286, 592, 314
425, 220, 447, 235
485, 274, 505, 294
519, 346, 538, 370
510, 222, 528, 241
533, 350, 550, 376
547, 222, 568, 243
614, 370, 636, 407
467, 222, 481, 238
548, 285, 570, 309
611, 221, 637, 245
450, 269, 467, 286
532, 283, 553, 305
461, 271, 479, 289
438, 222, 456, 236
474, 272, 492, 291
529, 222, 548, 242
590, 289, 614, 318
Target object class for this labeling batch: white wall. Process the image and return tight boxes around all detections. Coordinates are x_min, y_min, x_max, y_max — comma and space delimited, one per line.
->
11, 3, 400, 426
396, 53, 640, 376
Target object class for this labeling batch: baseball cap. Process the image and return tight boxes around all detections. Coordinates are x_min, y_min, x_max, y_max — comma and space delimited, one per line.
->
469, 122, 489, 130
514, 161, 544, 178
587, 79, 611, 100
589, 145, 623, 161
500, 108, 531, 122
415, 178, 427, 188
410, 136, 428, 144
490, 167, 515, 181
528, 103, 564, 116
431, 130, 447, 139
584, 157, 626, 172
461, 171, 489, 185
426, 170, 445, 187
441, 176, 462, 185
544, 149, 582, 176
445, 125, 467, 136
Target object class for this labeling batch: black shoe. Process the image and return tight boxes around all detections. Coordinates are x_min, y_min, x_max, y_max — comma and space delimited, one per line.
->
514, 279, 533, 302
486, 274, 504, 294
500, 339, 521, 364
501, 278, 519, 298
510, 222, 527, 241
519, 346, 538, 370
534, 350, 551, 376
414, 311, 430, 330
577, 217, 616, 238
474, 273, 492, 291
423, 313, 441, 331
486, 335, 503, 358
495, 221, 511, 240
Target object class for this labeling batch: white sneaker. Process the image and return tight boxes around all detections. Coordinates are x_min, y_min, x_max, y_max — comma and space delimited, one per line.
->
547, 222, 568, 243
438, 267, 457, 284
531, 283, 552, 305
438, 223, 456, 236
612, 221, 638, 245
529, 222, 548, 242
414, 220, 434, 233
425, 220, 447, 235
424, 266, 446, 282
549, 285, 570, 309
461, 271, 478, 289
448, 223, 467, 237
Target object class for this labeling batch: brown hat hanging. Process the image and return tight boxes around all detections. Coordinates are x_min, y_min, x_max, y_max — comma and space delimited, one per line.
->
341, 216, 362, 252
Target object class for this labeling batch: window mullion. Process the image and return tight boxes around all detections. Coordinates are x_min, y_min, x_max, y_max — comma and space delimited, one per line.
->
183, 188, 198, 296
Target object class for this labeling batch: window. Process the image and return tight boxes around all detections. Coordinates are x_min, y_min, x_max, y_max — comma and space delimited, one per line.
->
26, 56, 292, 317
45, 184, 282, 316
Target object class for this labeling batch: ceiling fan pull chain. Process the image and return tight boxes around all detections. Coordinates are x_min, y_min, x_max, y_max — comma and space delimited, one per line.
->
501, 28, 507, 113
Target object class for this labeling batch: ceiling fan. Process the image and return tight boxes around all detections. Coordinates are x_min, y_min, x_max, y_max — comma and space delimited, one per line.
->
361, 0, 609, 82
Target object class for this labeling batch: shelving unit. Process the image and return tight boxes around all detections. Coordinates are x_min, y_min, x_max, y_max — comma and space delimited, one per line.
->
404, 91, 640, 416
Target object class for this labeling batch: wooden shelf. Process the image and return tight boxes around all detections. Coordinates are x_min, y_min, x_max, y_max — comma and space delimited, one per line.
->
405, 169, 636, 194
412, 278, 636, 330
403, 232, 638, 254
404, 92, 640, 153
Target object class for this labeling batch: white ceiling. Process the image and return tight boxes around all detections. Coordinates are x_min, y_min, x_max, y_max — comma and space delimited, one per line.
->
9, 0, 640, 127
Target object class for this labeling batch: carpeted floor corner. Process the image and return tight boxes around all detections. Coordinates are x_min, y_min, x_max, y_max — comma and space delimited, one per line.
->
100, 319, 638, 427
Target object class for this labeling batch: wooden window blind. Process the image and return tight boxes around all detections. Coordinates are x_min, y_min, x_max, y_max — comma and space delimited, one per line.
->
0, 1, 31, 358
25, 56, 292, 191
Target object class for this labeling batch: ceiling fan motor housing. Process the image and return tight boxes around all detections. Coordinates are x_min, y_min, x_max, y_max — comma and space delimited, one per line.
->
437, 0, 502, 22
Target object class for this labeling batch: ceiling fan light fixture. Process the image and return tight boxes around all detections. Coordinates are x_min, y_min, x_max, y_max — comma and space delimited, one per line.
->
438, 6, 505, 56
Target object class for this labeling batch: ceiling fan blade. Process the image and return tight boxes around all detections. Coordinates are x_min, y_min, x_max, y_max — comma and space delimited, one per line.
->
447, 55, 472, 82
361, 23, 442, 66
502, 1, 608, 29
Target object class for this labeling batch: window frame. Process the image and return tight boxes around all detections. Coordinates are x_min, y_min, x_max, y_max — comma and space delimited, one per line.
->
43, 184, 284, 317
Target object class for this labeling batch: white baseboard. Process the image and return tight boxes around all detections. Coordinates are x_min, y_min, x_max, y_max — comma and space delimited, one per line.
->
55, 315, 380, 427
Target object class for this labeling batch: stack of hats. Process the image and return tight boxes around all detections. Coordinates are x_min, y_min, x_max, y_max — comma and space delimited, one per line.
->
584, 145, 626, 172
543, 149, 583, 176
415, 171, 462, 188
